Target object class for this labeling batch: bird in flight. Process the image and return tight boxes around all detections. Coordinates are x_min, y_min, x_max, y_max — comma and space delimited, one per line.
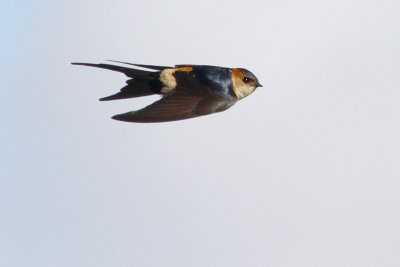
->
72, 60, 262, 123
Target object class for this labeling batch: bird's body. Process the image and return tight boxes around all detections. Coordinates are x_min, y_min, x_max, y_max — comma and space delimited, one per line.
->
72, 61, 262, 123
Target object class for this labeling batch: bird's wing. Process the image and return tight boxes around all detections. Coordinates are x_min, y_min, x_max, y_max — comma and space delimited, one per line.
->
71, 60, 173, 78
112, 68, 236, 123
71, 62, 153, 78
112, 89, 234, 123
105, 60, 172, 71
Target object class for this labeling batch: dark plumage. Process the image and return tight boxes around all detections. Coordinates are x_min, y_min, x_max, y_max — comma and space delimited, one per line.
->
72, 61, 262, 123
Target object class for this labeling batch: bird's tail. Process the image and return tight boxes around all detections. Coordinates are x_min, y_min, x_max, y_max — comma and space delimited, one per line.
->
72, 61, 170, 101
99, 78, 163, 101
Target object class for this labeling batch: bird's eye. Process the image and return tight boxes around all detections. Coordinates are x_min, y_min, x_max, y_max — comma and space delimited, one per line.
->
243, 77, 252, 83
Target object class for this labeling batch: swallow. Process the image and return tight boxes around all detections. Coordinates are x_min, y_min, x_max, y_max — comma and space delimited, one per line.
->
72, 60, 262, 123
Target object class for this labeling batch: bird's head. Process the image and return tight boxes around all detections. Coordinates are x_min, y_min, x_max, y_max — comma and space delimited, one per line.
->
231, 68, 262, 99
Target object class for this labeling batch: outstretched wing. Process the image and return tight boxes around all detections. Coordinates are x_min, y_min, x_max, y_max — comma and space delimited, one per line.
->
112, 89, 234, 123
71, 60, 173, 77
71, 62, 153, 78
105, 60, 172, 71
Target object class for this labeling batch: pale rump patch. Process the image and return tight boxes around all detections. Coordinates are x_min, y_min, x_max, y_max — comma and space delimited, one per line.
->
159, 67, 193, 93
231, 69, 256, 100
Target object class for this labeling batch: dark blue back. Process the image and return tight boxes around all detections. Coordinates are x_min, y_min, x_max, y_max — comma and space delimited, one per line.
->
191, 65, 235, 100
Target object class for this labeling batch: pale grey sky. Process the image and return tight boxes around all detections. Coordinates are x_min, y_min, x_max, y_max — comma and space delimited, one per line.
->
1, 0, 400, 266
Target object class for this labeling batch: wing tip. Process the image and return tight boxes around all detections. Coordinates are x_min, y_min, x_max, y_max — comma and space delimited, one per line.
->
71, 62, 97, 67
106, 60, 171, 70
111, 112, 137, 122
111, 112, 167, 123
72, 60, 171, 71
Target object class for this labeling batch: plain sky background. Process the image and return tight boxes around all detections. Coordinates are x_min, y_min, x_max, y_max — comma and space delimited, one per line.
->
1, 0, 400, 266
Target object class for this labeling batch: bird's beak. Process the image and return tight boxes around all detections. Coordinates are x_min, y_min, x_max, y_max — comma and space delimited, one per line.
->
257, 83, 263, 87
